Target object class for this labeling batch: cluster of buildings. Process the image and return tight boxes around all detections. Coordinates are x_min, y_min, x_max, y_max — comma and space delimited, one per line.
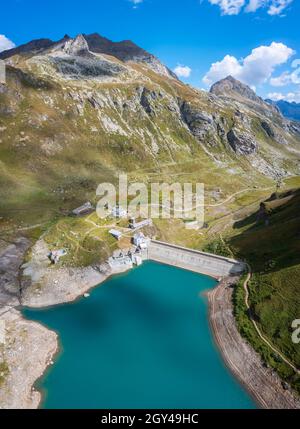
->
108, 247, 143, 270
108, 232, 150, 270
69, 202, 152, 271
108, 251, 133, 269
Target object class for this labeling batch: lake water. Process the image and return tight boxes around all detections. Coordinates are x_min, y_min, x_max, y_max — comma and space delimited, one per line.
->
23, 261, 256, 409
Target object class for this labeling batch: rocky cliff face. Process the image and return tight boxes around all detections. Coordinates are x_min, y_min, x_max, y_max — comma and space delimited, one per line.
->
180, 101, 224, 147
227, 129, 257, 155
208, 75, 300, 159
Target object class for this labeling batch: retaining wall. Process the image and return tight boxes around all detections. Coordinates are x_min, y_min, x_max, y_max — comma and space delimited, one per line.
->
148, 240, 246, 278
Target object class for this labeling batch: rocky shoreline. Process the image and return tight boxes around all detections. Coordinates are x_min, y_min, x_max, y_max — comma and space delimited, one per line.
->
207, 277, 300, 409
0, 237, 130, 409
0, 306, 57, 409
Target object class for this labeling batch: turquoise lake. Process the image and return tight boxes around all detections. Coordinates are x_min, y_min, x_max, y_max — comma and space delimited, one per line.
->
23, 261, 256, 409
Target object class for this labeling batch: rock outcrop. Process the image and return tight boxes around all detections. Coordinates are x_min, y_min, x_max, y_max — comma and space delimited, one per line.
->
261, 120, 275, 139
0, 237, 31, 307
140, 87, 158, 116
180, 102, 221, 146
63, 34, 90, 56
227, 128, 257, 155
288, 121, 300, 135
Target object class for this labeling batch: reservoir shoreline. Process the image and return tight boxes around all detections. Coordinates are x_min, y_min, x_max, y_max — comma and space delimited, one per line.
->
207, 277, 300, 409
23, 261, 255, 409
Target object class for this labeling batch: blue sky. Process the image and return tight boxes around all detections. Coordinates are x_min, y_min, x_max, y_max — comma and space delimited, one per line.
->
1, 0, 300, 101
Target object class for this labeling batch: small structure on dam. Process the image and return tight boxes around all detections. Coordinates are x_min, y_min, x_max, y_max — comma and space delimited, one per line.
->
147, 240, 246, 278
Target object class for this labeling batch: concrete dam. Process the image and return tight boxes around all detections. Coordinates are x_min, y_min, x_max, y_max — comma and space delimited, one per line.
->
147, 240, 246, 278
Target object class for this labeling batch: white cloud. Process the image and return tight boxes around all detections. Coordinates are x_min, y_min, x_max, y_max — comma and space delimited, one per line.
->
203, 42, 294, 87
129, 0, 144, 8
267, 92, 285, 100
203, 55, 242, 85
173, 65, 192, 78
270, 71, 292, 87
245, 0, 265, 12
208, 0, 245, 15
267, 0, 293, 15
0, 35, 15, 53
270, 59, 300, 86
208, 0, 293, 15
268, 91, 300, 102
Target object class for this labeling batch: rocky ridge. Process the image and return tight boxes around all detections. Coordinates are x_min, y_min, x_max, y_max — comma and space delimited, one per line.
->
0, 33, 176, 80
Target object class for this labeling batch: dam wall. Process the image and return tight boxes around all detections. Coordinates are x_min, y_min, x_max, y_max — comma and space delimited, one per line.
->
147, 240, 246, 278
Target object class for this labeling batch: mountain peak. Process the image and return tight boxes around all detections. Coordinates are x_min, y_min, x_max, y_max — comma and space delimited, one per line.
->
63, 34, 89, 56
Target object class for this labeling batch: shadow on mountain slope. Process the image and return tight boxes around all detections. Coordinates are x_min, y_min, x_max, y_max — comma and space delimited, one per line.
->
229, 188, 300, 370
230, 188, 300, 273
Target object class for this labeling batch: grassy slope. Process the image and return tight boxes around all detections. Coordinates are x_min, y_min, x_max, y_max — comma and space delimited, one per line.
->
0, 63, 276, 238
227, 186, 300, 393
